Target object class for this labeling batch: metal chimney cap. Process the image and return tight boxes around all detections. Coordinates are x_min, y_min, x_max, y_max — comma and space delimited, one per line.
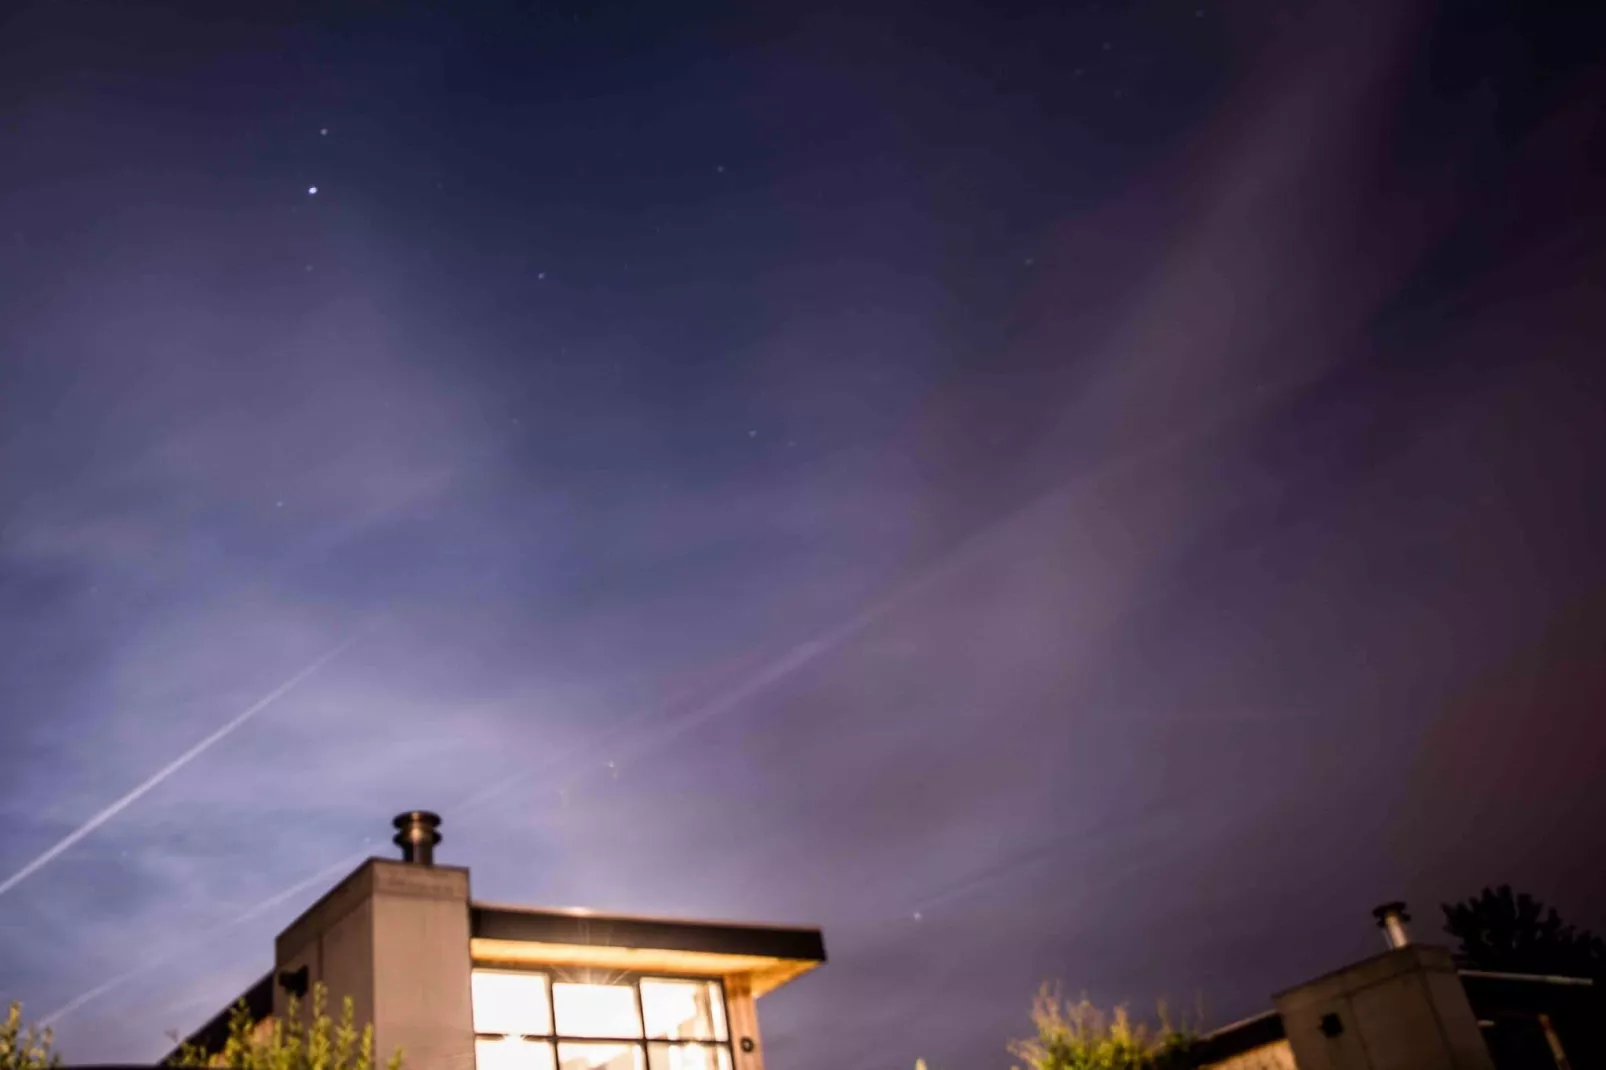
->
1372, 901, 1411, 924
392, 811, 443, 864
393, 810, 443, 832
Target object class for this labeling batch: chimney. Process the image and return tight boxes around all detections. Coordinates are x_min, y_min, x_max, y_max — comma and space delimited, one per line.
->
1373, 900, 1411, 949
392, 810, 442, 865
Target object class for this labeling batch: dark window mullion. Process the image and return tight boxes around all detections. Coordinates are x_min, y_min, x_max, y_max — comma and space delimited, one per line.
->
544, 970, 557, 1039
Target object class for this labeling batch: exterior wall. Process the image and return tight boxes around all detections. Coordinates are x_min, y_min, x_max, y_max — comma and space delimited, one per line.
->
271, 858, 475, 1070
369, 862, 474, 1070
274, 861, 382, 1026
1201, 1039, 1297, 1070
1273, 946, 1495, 1070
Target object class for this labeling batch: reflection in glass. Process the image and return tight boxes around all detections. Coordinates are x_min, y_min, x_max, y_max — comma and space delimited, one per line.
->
473, 971, 554, 1036
556, 1042, 645, 1070
640, 980, 727, 1042
552, 983, 643, 1039
475, 1037, 557, 1070
646, 1043, 732, 1070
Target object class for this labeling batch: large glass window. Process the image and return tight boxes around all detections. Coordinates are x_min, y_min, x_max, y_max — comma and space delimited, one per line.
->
557, 1042, 645, 1070
553, 984, 643, 1039
474, 971, 554, 1036
472, 970, 730, 1070
640, 980, 727, 1042
476, 1037, 558, 1070
646, 1043, 731, 1070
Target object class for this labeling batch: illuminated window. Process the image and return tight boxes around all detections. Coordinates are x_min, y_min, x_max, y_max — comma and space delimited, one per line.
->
647, 1043, 731, 1070
472, 971, 730, 1070
556, 1042, 645, 1070
640, 980, 728, 1042
553, 983, 643, 1039
476, 1037, 557, 1070
474, 971, 554, 1036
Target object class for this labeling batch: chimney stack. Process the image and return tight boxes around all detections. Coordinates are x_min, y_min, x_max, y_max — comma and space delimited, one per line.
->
392, 810, 442, 865
1372, 900, 1411, 949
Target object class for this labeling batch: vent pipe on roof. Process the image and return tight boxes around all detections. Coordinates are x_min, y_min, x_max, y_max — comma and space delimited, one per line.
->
1373, 901, 1411, 949
393, 811, 442, 865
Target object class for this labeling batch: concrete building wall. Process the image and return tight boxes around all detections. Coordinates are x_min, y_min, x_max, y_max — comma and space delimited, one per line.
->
1273, 946, 1495, 1070
274, 861, 382, 1026
269, 858, 475, 1070
369, 861, 474, 1070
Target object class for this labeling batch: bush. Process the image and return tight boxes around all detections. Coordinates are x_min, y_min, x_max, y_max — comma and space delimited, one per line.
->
1008, 985, 1194, 1070
167, 983, 401, 1070
2, 1003, 60, 1070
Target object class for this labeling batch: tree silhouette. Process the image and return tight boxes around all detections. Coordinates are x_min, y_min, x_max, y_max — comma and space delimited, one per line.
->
1442, 886, 1606, 978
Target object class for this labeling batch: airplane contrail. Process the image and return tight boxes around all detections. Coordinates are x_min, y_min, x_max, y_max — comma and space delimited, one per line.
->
0, 637, 359, 901
38, 849, 370, 1028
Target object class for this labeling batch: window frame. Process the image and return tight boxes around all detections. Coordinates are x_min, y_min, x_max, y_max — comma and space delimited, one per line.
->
471, 966, 733, 1070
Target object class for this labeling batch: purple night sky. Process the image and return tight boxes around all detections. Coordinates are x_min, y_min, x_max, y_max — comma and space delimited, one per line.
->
2, 1, 1604, 1067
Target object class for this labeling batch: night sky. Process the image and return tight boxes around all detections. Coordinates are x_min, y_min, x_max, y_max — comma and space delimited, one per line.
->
3, 0, 1606, 1067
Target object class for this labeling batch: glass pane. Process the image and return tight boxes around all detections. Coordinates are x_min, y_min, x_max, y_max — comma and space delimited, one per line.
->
647, 1043, 731, 1070
476, 1037, 557, 1070
474, 971, 553, 1036
556, 1042, 645, 1070
640, 980, 727, 1041
552, 983, 643, 1039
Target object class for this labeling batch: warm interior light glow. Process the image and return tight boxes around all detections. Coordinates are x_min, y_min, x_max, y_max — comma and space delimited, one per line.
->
556, 1042, 644, 1070
473, 970, 554, 1036
640, 980, 727, 1041
646, 1043, 730, 1070
476, 1037, 557, 1070
552, 983, 643, 1039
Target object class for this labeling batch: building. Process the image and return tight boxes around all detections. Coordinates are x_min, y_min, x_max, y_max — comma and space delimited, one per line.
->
1194, 903, 1601, 1070
165, 812, 827, 1070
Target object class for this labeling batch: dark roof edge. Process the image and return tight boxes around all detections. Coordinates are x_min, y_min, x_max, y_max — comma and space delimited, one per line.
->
160, 971, 273, 1065
471, 905, 826, 964
1189, 1009, 1286, 1063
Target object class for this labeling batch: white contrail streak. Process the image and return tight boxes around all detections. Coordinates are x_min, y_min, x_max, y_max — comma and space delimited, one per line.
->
0, 637, 358, 901
38, 849, 369, 1028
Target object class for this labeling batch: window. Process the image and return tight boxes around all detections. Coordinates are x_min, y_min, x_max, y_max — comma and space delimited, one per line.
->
474, 971, 554, 1036
553, 984, 643, 1039
640, 980, 727, 1042
473, 970, 731, 1070
476, 1037, 557, 1070
647, 1043, 731, 1070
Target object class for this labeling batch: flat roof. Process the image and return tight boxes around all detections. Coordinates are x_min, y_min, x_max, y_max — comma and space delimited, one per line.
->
470, 902, 826, 996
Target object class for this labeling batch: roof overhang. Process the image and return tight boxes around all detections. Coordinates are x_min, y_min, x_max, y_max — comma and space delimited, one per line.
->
469, 903, 826, 997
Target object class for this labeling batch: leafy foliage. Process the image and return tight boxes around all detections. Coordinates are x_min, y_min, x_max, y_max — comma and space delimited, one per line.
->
1442, 886, 1606, 978
167, 983, 401, 1070
1008, 985, 1195, 1070
2, 1003, 60, 1070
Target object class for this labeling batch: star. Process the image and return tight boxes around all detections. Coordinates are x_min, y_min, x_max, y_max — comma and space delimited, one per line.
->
319, 127, 329, 136
748, 429, 758, 437
307, 186, 318, 195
